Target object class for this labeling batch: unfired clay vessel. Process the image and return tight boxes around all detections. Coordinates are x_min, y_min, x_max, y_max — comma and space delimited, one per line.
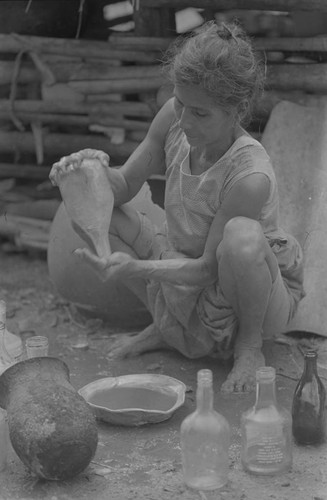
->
0, 357, 98, 480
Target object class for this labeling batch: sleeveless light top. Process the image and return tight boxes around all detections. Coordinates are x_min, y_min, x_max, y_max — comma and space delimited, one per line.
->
145, 119, 304, 358
162, 119, 304, 300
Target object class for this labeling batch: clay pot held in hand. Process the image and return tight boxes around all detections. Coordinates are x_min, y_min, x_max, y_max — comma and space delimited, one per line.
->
0, 357, 98, 480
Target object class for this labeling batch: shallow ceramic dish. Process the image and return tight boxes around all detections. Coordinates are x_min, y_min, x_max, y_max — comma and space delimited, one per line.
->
78, 374, 186, 426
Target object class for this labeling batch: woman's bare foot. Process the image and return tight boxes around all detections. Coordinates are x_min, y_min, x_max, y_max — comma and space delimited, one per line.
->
50, 149, 113, 258
107, 323, 170, 359
221, 348, 265, 393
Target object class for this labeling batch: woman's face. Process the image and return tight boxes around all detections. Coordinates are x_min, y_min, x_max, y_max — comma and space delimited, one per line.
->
173, 85, 235, 148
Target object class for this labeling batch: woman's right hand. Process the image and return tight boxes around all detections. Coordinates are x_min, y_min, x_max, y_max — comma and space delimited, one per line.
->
49, 149, 110, 186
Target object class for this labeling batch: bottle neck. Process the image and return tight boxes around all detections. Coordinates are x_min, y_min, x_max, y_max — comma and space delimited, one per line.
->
0, 301, 6, 329
196, 381, 214, 412
303, 353, 318, 380
255, 378, 277, 409
0, 301, 13, 366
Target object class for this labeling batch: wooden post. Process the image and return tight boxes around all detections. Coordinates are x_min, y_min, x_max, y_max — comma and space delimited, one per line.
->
133, 4, 176, 37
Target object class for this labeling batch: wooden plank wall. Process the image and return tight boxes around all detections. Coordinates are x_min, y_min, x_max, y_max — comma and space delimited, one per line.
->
0, 0, 326, 179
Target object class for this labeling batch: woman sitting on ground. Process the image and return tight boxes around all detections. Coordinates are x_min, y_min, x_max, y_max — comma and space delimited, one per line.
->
50, 21, 305, 393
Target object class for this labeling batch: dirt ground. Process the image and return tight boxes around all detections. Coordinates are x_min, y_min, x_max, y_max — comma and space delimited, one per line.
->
0, 246, 326, 500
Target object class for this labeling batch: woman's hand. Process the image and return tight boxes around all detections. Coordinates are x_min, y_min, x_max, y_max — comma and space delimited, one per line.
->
74, 248, 134, 282
50, 149, 110, 186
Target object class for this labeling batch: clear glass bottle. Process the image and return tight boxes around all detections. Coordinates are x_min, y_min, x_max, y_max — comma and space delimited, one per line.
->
292, 350, 326, 445
241, 366, 292, 475
180, 369, 230, 490
0, 300, 23, 374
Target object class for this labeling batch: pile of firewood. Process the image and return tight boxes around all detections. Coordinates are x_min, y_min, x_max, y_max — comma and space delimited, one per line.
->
0, 32, 170, 253
0, 33, 169, 174
1, 24, 327, 177
1, 0, 327, 252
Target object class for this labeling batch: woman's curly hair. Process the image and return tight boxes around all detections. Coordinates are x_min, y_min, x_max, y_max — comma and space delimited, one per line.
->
163, 21, 265, 127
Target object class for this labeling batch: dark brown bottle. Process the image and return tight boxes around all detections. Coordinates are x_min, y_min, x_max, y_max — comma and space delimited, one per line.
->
292, 350, 326, 445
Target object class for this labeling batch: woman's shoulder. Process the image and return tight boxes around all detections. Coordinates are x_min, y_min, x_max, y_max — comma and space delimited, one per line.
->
232, 133, 269, 156
228, 134, 272, 171
220, 134, 276, 194
147, 97, 176, 145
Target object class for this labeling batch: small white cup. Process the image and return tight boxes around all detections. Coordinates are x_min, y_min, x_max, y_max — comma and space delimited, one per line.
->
26, 336, 49, 358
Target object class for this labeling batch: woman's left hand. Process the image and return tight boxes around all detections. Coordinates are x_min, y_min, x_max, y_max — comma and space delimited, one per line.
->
74, 248, 134, 281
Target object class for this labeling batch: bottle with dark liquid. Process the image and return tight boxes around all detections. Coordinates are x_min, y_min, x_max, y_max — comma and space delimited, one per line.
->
292, 350, 326, 445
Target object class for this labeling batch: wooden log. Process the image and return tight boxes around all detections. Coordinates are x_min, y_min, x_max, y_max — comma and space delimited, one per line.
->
15, 235, 49, 252
68, 77, 165, 94
89, 101, 155, 118
0, 34, 161, 63
6, 200, 61, 220
66, 63, 162, 82
109, 34, 327, 54
92, 116, 151, 131
0, 61, 39, 86
0, 163, 51, 180
0, 131, 139, 162
267, 63, 327, 93
0, 214, 51, 250
255, 36, 327, 53
0, 215, 51, 232
109, 34, 174, 51
1, 109, 151, 131
0, 99, 155, 118
85, 94, 123, 103
254, 90, 309, 118
0, 212, 51, 252
42, 55, 123, 68
98, 63, 327, 95
0, 60, 162, 85
1, 112, 90, 128
141, 0, 327, 12
0, 99, 89, 115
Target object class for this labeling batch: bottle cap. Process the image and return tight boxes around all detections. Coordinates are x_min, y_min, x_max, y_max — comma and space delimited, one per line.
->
304, 349, 318, 358
256, 366, 276, 381
197, 369, 213, 384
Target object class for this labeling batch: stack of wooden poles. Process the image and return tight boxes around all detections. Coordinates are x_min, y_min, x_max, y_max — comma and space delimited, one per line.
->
1, 19, 327, 177
1, 0, 327, 251
0, 33, 171, 179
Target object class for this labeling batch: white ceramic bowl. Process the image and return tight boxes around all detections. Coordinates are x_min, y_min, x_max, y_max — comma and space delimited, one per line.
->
78, 374, 186, 426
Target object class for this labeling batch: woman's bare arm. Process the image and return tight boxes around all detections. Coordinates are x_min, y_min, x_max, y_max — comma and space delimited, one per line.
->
76, 172, 270, 286
105, 98, 175, 206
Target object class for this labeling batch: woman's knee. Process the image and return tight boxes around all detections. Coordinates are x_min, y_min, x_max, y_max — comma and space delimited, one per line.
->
219, 217, 264, 263
218, 217, 279, 280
